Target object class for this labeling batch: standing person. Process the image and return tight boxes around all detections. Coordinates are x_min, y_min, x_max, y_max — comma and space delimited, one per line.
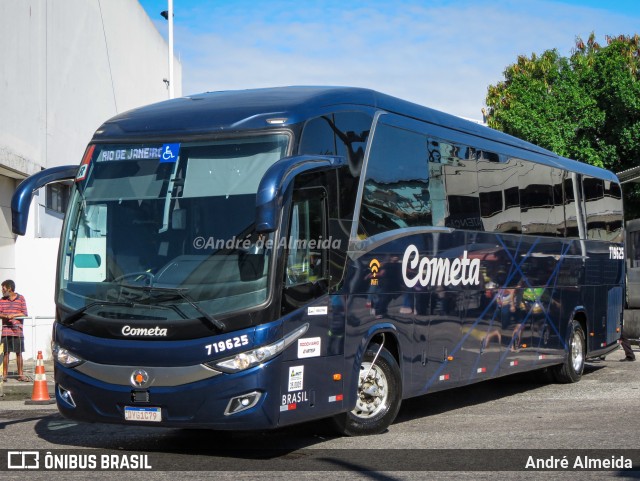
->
620, 330, 636, 362
1, 280, 29, 381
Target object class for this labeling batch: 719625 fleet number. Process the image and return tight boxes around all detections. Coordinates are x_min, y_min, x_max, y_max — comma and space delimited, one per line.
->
205, 335, 249, 355
609, 246, 624, 260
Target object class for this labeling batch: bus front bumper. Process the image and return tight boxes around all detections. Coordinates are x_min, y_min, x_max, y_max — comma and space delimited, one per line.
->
54, 359, 282, 430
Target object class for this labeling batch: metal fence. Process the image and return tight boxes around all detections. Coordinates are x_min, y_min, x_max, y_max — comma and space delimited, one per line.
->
19, 315, 54, 361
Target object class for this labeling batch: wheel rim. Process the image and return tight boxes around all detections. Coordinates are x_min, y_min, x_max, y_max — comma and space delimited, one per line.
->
571, 330, 584, 373
352, 361, 389, 419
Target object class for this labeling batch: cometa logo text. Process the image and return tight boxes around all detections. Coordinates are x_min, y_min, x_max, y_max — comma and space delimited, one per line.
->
402, 244, 481, 288
121, 325, 168, 337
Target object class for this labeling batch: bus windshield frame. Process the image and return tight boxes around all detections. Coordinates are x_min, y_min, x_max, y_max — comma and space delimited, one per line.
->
57, 133, 290, 325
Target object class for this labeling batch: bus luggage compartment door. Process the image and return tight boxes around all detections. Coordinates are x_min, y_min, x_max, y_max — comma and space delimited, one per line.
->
277, 356, 344, 426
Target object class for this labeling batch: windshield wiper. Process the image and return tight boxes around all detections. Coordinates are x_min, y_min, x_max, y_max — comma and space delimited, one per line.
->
118, 284, 226, 332
62, 300, 136, 325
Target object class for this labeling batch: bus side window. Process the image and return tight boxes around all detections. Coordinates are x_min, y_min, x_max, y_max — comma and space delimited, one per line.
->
584, 176, 607, 240
286, 192, 326, 285
358, 122, 430, 238
299, 112, 372, 177
283, 187, 329, 312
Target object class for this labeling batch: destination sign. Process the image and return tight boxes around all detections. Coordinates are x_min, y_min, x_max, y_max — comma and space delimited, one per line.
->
97, 144, 180, 162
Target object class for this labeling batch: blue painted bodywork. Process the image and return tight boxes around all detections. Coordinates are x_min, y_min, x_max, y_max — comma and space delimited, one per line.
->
11, 87, 624, 430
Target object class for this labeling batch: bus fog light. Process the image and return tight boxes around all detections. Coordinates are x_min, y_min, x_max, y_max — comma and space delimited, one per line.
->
224, 391, 261, 415
58, 385, 76, 408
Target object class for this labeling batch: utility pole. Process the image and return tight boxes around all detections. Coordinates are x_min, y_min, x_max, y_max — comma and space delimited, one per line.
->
161, 0, 174, 99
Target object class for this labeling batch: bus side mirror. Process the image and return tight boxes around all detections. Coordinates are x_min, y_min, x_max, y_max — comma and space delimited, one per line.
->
11, 165, 79, 235
255, 155, 345, 233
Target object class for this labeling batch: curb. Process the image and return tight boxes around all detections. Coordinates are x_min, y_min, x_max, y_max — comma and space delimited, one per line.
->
1, 360, 55, 400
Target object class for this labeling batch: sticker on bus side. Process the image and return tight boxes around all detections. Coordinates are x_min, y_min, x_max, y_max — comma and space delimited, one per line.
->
298, 338, 321, 358
307, 306, 328, 315
288, 366, 304, 392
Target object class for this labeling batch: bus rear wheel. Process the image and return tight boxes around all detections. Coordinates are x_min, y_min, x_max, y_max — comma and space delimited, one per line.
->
552, 320, 585, 383
333, 344, 402, 436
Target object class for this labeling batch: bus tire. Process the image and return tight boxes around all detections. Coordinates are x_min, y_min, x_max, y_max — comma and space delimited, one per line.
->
333, 344, 402, 436
552, 320, 585, 383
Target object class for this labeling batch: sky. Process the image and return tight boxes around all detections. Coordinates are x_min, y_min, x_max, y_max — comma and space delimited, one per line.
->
138, 0, 640, 121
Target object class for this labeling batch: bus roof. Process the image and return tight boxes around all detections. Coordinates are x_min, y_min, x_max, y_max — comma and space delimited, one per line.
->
92, 86, 618, 182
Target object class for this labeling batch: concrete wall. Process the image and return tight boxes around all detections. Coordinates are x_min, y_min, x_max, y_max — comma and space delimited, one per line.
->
0, 176, 19, 282
0, 0, 182, 359
623, 310, 640, 343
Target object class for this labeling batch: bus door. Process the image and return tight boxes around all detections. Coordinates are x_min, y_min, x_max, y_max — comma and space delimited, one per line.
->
418, 289, 463, 390
278, 182, 347, 424
524, 250, 566, 365
460, 288, 500, 381
458, 248, 502, 381
406, 245, 463, 392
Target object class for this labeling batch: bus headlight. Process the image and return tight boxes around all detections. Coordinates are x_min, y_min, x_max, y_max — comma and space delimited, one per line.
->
210, 323, 309, 373
52, 344, 85, 368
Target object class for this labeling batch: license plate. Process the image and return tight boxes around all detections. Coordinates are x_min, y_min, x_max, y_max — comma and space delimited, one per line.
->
124, 406, 162, 423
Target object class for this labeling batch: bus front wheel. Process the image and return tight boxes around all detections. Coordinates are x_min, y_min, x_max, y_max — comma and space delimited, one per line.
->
333, 344, 402, 436
552, 320, 585, 383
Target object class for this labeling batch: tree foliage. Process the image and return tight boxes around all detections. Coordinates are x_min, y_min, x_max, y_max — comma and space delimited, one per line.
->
485, 34, 640, 217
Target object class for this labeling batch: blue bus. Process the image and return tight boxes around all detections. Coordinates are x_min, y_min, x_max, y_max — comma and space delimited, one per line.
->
12, 87, 624, 435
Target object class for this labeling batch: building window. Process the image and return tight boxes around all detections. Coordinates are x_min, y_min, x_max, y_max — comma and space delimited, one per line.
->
46, 183, 70, 213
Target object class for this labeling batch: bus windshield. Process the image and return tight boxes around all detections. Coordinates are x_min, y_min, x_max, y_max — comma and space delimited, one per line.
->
58, 134, 289, 323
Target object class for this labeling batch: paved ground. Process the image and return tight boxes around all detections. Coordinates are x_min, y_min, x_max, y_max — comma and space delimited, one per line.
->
0, 345, 639, 479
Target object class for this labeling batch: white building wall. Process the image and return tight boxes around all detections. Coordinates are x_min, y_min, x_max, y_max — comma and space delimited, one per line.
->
0, 0, 182, 360
0, 176, 20, 282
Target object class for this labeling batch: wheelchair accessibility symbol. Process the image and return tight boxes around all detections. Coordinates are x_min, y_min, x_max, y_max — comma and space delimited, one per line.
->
160, 143, 180, 163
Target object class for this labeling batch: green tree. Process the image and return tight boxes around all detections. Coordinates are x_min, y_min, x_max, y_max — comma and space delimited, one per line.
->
485, 33, 640, 217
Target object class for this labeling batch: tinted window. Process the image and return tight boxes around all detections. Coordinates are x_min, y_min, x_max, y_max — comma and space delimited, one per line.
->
299, 116, 336, 156
428, 139, 481, 230
550, 169, 566, 236
478, 157, 521, 234
583, 177, 623, 242
584, 176, 605, 240
478, 155, 503, 231
479, 189, 502, 218
438, 139, 482, 230
520, 163, 557, 236
299, 112, 372, 177
564, 177, 580, 238
358, 123, 430, 237
285, 189, 327, 286
300, 112, 371, 229
605, 181, 623, 242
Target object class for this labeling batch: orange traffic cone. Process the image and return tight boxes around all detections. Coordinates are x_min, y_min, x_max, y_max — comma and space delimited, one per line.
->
25, 351, 55, 405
